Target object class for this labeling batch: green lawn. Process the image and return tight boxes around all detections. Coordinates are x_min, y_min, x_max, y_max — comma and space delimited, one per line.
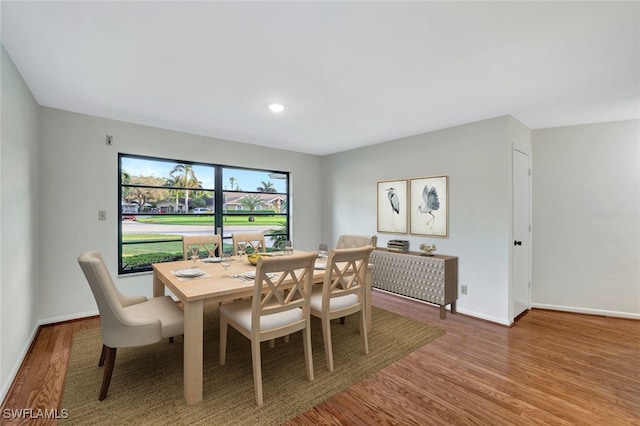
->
121, 215, 286, 271
122, 233, 183, 242
122, 241, 182, 256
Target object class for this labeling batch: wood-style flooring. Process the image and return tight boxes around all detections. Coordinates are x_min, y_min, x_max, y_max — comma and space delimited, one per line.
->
2, 290, 638, 425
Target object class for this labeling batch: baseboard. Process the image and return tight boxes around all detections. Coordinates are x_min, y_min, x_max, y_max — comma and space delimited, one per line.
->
373, 288, 512, 326
0, 323, 40, 405
36, 309, 99, 327
531, 303, 640, 320
1, 309, 101, 405
455, 307, 511, 326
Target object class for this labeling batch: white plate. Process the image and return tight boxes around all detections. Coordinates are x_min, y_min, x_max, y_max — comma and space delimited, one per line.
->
175, 268, 204, 278
243, 271, 278, 279
201, 257, 223, 263
314, 263, 326, 270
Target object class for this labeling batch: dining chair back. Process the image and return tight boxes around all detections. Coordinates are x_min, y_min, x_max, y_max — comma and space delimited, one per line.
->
335, 234, 372, 249
232, 232, 266, 255
182, 234, 222, 260
310, 245, 373, 372
78, 250, 184, 400
219, 251, 317, 405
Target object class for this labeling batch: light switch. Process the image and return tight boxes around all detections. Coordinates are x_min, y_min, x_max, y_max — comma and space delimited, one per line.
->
98, 210, 107, 221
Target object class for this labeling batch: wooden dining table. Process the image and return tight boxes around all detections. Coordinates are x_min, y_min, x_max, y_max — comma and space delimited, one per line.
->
152, 250, 372, 405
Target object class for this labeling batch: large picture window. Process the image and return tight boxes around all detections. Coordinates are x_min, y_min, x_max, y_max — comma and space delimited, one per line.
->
118, 154, 290, 274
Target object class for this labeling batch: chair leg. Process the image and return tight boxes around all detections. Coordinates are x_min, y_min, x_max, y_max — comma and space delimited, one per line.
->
269, 339, 275, 348
340, 317, 346, 325
220, 316, 228, 365
360, 309, 369, 355
303, 325, 314, 381
98, 344, 107, 367
322, 316, 334, 372
283, 335, 290, 344
99, 346, 117, 401
251, 340, 263, 406
169, 337, 174, 344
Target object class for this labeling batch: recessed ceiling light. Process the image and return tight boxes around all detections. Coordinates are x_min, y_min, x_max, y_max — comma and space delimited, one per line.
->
269, 103, 284, 113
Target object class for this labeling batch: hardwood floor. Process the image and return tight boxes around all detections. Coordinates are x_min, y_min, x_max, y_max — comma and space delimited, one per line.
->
2, 290, 638, 425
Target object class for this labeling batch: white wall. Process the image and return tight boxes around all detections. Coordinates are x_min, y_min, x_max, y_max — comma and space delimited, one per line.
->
532, 120, 640, 318
37, 107, 323, 322
0, 46, 40, 400
322, 116, 517, 324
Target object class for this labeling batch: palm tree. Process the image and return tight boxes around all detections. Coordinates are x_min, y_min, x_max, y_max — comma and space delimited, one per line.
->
229, 177, 236, 191
239, 194, 265, 212
164, 175, 182, 213
257, 180, 276, 193
170, 164, 199, 212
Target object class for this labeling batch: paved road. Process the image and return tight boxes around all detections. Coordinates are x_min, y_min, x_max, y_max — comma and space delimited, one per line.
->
122, 220, 274, 237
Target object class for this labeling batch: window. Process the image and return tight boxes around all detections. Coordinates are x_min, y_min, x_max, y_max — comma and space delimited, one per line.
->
118, 154, 290, 274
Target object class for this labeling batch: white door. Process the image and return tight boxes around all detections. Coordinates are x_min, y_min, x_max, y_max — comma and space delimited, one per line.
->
512, 149, 531, 319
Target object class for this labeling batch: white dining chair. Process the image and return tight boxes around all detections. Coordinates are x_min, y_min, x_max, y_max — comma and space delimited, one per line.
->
219, 251, 317, 405
182, 234, 222, 260
232, 232, 266, 256
310, 245, 373, 372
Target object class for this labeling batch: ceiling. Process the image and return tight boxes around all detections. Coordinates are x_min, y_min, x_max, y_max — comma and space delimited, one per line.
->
2, 1, 639, 156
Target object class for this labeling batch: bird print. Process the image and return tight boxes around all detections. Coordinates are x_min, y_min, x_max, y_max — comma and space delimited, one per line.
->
417, 185, 440, 227
386, 188, 400, 214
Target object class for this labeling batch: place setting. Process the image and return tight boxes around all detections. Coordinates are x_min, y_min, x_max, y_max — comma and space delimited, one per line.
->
200, 256, 224, 263
232, 266, 280, 283
172, 266, 214, 281
171, 247, 213, 281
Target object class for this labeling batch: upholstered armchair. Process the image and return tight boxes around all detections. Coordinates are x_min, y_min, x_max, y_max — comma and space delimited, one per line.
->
78, 251, 184, 400
335, 234, 373, 249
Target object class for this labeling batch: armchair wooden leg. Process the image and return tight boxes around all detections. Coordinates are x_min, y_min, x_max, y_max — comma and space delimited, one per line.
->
99, 346, 117, 401
98, 344, 107, 367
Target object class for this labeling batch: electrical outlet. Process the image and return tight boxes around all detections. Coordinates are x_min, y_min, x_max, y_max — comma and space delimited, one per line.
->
98, 210, 107, 221
461, 284, 468, 295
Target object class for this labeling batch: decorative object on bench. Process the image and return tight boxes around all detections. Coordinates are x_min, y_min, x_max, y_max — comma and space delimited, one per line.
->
419, 243, 436, 256
387, 239, 409, 252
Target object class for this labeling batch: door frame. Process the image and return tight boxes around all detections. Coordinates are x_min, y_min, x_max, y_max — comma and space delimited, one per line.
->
511, 148, 532, 322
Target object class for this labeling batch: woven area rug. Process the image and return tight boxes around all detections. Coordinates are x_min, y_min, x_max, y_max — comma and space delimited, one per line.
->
61, 305, 444, 425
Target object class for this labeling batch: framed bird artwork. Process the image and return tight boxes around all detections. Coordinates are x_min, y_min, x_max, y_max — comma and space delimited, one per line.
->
377, 179, 408, 234
410, 175, 449, 237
